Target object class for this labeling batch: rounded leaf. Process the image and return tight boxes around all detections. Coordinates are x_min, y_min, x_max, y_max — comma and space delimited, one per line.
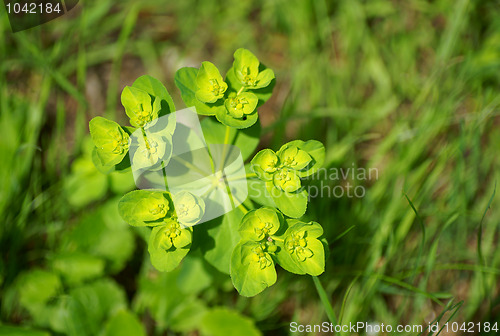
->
277, 219, 325, 276
251, 149, 278, 181
265, 181, 308, 218
215, 104, 258, 129
89, 117, 130, 166
118, 190, 173, 226
175, 67, 226, 116
224, 92, 258, 118
121, 86, 157, 127
277, 144, 312, 171
132, 75, 175, 117
172, 191, 206, 227
232, 48, 274, 90
272, 169, 301, 193
284, 140, 325, 177
195, 61, 227, 103
148, 224, 192, 272
230, 241, 277, 297
239, 207, 281, 241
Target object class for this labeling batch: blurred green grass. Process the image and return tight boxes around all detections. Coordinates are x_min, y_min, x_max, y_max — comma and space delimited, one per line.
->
1, 0, 500, 335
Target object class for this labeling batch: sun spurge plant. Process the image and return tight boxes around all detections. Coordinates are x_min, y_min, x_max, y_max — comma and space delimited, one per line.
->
89, 48, 327, 296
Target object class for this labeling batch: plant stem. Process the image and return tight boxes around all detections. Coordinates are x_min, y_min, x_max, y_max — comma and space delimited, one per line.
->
237, 86, 245, 96
225, 172, 257, 182
270, 236, 284, 242
161, 161, 168, 190
312, 276, 338, 325
238, 203, 249, 214
219, 125, 232, 171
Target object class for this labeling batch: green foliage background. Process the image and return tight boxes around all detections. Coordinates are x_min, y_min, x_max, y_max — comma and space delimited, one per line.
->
1, 0, 500, 335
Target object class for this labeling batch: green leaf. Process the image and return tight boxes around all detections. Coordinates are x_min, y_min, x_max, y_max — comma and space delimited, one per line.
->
129, 130, 171, 170
229, 48, 275, 90
277, 143, 312, 171
224, 92, 258, 118
132, 75, 175, 117
102, 310, 146, 336
134, 270, 196, 331
176, 253, 213, 295
226, 66, 275, 106
285, 140, 325, 177
118, 190, 173, 227
109, 168, 135, 194
255, 68, 275, 89
89, 117, 129, 166
195, 61, 228, 103
0, 326, 50, 336
61, 199, 135, 274
272, 169, 301, 193
286, 219, 324, 238
200, 307, 262, 336
92, 148, 132, 175
63, 278, 127, 336
195, 206, 245, 274
201, 117, 261, 161
172, 191, 205, 227
232, 48, 275, 90
276, 220, 325, 276
215, 103, 258, 129
239, 207, 281, 241
230, 241, 277, 297
274, 245, 305, 275
148, 225, 191, 272
51, 253, 105, 285
233, 48, 260, 84
265, 182, 308, 218
246, 164, 276, 207
251, 149, 279, 181
174, 67, 226, 116
65, 155, 107, 208
121, 86, 157, 127
16, 270, 62, 316
168, 298, 208, 333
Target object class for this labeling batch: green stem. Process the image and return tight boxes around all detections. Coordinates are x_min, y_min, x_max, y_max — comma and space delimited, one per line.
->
219, 125, 232, 170
238, 203, 249, 214
236, 86, 245, 96
270, 236, 284, 242
161, 161, 168, 190
312, 276, 338, 325
225, 172, 258, 182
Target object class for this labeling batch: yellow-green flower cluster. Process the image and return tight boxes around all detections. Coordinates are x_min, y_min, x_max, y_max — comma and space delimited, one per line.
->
251, 144, 312, 193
